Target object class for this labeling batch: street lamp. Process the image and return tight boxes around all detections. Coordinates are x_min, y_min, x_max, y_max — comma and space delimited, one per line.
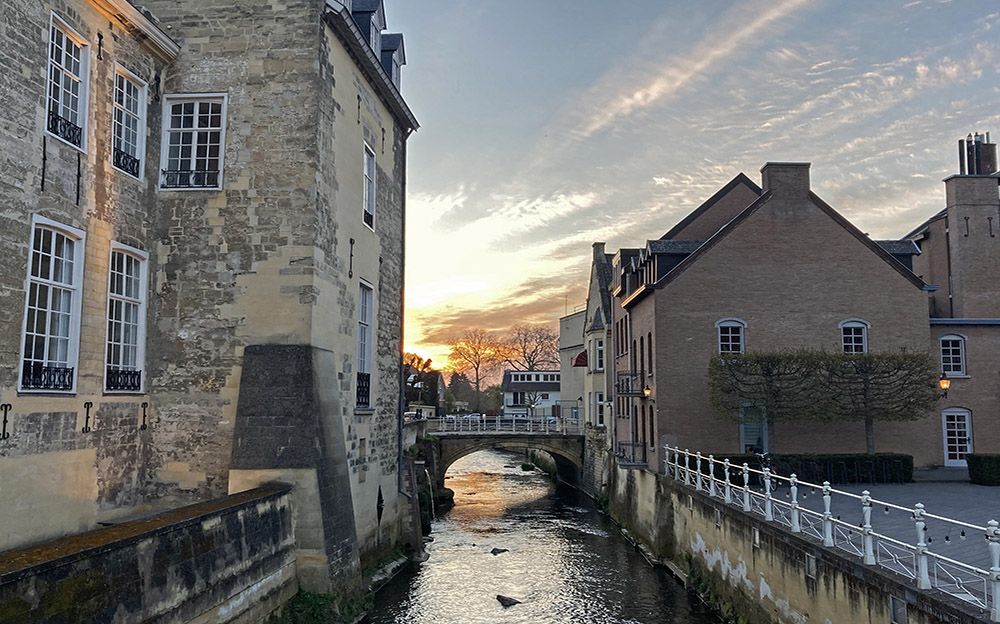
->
938, 373, 951, 399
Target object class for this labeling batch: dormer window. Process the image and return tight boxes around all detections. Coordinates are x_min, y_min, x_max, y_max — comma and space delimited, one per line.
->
370, 26, 380, 53
392, 58, 401, 88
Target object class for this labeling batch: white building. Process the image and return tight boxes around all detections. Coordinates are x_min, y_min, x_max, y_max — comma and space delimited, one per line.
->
501, 370, 562, 417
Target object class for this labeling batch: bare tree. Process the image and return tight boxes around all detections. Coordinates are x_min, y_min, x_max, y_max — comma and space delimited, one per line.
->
501, 324, 559, 371
447, 329, 504, 410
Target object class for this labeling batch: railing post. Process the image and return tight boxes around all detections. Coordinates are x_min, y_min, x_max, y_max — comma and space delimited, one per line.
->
742, 463, 751, 512
861, 490, 875, 565
723, 459, 732, 504
695, 452, 704, 492
987, 520, 1000, 622
914, 503, 931, 589
708, 455, 717, 497
684, 449, 692, 487
822, 482, 834, 547
763, 468, 774, 521
790, 474, 801, 533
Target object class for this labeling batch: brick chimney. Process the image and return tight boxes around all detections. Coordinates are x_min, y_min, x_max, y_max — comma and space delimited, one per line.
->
943, 172, 1000, 317
760, 162, 811, 199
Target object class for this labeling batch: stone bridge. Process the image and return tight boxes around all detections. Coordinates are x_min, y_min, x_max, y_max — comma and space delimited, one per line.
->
421, 420, 586, 488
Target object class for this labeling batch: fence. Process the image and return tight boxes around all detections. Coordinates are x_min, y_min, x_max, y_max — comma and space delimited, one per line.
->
664, 446, 1000, 621
426, 414, 581, 435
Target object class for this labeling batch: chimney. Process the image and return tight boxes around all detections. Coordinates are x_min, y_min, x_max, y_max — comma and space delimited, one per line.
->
958, 131, 998, 175
760, 162, 811, 198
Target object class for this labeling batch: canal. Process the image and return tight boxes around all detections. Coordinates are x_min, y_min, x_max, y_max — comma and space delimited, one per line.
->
368, 450, 721, 623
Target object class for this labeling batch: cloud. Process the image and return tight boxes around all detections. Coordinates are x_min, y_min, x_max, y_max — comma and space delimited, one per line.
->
573, 0, 815, 139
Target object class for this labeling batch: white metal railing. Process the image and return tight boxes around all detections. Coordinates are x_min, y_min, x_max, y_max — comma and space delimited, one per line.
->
664, 445, 1000, 620
425, 415, 581, 435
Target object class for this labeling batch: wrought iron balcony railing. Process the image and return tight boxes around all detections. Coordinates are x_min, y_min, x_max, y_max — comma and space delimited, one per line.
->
615, 371, 644, 396
113, 148, 141, 177
47, 110, 83, 147
106, 367, 142, 392
160, 169, 220, 189
616, 441, 647, 465
21, 362, 74, 391
357, 371, 372, 408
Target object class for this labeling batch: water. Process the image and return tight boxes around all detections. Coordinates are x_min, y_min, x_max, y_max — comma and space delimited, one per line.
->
369, 450, 720, 624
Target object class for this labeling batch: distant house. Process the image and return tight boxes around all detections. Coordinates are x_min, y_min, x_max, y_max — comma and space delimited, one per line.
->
559, 310, 586, 421
501, 370, 562, 417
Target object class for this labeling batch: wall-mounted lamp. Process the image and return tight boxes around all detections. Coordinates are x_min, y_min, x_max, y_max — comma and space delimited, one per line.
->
938, 374, 951, 399
643, 385, 652, 398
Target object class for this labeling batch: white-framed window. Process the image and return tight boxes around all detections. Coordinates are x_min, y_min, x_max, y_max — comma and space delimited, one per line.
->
716, 318, 746, 354
112, 66, 147, 179
391, 58, 401, 88
160, 94, 227, 190
363, 143, 376, 229
940, 334, 966, 376
47, 14, 90, 150
356, 281, 373, 407
541, 393, 549, 400
840, 319, 869, 354
105, 243, 148, 393
594, 338, 605, 371
19, 216, 86, 392
369, 19, 381, 52
596, 391, 605, 426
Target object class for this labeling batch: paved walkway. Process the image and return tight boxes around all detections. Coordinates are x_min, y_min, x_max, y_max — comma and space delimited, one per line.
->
769, 481, 1000, 569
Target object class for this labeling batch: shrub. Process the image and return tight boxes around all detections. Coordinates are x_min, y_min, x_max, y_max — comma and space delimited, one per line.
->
686, 453, 913, 485
967, 454, 1000, 486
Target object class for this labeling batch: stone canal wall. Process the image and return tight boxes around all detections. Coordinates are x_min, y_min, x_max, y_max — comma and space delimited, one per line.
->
0, 484, 296, 624
607, 459, 987, 624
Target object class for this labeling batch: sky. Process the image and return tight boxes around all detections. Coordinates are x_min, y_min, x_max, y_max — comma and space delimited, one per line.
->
389, 0, 1000, 368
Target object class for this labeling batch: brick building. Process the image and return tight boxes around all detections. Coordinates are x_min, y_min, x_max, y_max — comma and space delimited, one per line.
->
600, 138, 999, 473
0, 0, 417, 592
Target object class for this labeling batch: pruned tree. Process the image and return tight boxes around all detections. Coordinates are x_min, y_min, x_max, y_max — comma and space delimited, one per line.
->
820, 352, 938, 454
500, 324, 559, 371
403, 352, 440, 408
709, 351, 826, 447
447, 329, 504, 410
709, 350, 939, 455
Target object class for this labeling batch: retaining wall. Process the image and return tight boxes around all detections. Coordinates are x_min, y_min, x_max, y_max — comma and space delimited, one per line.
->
0, 484, 296, 624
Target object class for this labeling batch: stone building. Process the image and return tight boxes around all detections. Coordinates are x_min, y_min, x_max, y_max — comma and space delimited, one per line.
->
0, 0, 418, 594
558, 308, 585, 422
602, 140, 1000, 473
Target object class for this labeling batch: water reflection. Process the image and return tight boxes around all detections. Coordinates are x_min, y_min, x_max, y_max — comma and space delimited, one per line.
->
369, 450, 719, 624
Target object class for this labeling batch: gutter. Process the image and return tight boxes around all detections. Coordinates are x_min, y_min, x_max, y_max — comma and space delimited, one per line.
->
87, 0, 180, 61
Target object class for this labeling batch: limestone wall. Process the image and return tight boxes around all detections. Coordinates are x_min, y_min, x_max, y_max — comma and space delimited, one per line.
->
0, 484, 296, 624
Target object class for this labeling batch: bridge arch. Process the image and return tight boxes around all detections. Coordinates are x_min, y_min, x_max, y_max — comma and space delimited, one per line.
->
435, 434, 584, 488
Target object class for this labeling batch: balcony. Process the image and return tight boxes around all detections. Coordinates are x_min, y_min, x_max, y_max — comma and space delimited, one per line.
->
21, 363, 74, 391
47, 110, 82, 147
615, 372, 644, 396
113, 148, 141, 177
106, 367, 142, 392
616, 441, 647, 466
161, 169, 220, 189
357, 372, 371, 408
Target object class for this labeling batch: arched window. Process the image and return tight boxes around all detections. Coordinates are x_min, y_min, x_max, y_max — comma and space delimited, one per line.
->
940, 334, 967, 376
716, 318, 746, 354
647, 331, 653, 374
839, 319, 869, 353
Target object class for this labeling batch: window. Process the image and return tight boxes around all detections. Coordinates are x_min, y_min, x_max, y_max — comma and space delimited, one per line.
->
160, 95, 226, 189
47, 15, 89, 149
20, 216, 85, 392
890, 596, 908, 624
105, 245, 147, 392
112, 68, 146, 178
648, 406, 655, 448
716, 319, 745, 354
356, 282, 373, 407
647, 332, 653, 374
391, 58, 401, 88
596, 392, 605, 426
369, 20, 380, 52
540, 393, 549, 400
940, 335, 966, 376
363, 143, 376, 228
639, 336, 645, 375
594, 338, 604, 371
840, 320, 868, 353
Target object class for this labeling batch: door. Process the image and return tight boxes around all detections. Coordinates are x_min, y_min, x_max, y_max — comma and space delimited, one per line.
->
739, 405, 769, 454
942, 409, 973, 467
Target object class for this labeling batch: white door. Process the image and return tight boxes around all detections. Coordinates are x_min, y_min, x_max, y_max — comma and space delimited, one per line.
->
942, 409, 973, 467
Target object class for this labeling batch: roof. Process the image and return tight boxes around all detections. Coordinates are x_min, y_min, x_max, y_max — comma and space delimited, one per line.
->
875, 240, 921, 255
622, 188, 927, 308
352, 0, 383, 12
646, 240, 704, 254
381, 32, 403, 52
323, 5, 418, 130
903, 208, 947, 240
90, 0, 179, 61
660, 172, 762, 240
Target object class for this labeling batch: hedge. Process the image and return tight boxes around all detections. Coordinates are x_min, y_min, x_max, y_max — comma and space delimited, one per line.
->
683, 453, 913, 485
967, 454, 1000, 486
